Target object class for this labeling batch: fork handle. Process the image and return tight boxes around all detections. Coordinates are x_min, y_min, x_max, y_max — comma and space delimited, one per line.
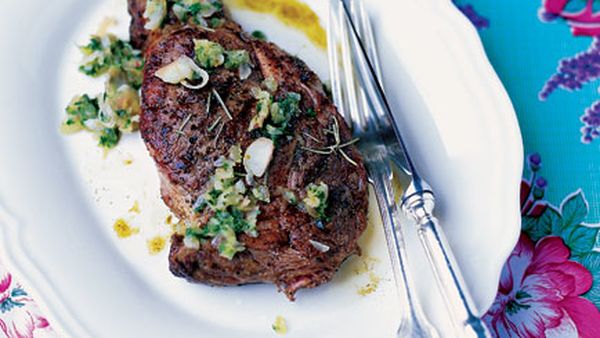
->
369, 164, 439, 338
402, 186, 491, 338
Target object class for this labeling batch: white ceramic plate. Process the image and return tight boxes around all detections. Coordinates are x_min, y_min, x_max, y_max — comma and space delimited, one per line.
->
0, 0, 523, 337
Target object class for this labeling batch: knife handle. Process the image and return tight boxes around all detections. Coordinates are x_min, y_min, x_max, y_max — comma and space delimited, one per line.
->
369, 163, 439, 338
402, 186, 491, 338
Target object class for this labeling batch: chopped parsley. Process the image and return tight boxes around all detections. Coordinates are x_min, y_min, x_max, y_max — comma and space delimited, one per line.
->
194, 39, 225, 68
61, 92, 131, 150
185, 145, 268, 260
252, 30, 268, 41
303, 182, 329, 221
193, 39, 252, 79
61, 94, 100, 133
282, 190, 298, 205
98, 127, 121, 149
252, 185, 270, 202
79, 34, 143, 88
248, 88, 272, 131
247, 88, 302, 143
264, 92, 301, 142
210, 17, 226, 28
306, 108, 317, 117
172, 0, 222, 26
100, 77, 141, 133
224, 50, 250, 69
262, 76, 278, 93
62, 33, 142, 149
186, 208, 252, 259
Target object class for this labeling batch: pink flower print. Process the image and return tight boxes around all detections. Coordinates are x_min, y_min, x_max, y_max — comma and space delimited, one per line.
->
484, 234, 600, 338
541, 0, 600, 36
0, 272, 54, 338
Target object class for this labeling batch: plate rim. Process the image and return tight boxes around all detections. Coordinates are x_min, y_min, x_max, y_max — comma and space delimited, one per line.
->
0, 0, 523, 336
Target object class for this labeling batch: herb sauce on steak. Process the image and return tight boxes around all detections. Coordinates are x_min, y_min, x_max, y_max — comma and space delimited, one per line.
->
132, 0, 368, 300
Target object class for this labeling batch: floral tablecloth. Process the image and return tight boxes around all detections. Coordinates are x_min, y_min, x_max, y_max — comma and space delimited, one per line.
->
3, 1, 600, 337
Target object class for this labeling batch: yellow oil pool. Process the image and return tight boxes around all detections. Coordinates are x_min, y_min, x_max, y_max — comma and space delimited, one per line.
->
226, 0, 327, 49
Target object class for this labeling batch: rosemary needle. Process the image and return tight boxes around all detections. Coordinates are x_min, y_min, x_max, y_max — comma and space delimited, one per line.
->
208, 115, 223, 132
301, 116, 359, 166
212, 89, 233, 120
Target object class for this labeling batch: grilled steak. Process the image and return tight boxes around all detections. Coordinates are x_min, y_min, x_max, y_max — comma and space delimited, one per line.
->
134, 1, 368, 299
128, 0, 239, 52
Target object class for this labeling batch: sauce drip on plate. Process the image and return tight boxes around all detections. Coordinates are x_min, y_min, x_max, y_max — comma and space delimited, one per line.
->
226, 0, 326, 49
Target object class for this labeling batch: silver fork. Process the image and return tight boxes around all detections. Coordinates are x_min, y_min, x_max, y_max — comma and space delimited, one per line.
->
332, 0, 492, 337
328, 2, 438, 337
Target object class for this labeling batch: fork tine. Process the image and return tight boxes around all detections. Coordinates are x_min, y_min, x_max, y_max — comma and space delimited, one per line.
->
355, 0, 384, 86
336, 1, 366, 132
346, 0, 387, 124
345, 0, 374, 130
327, 1, 351, 127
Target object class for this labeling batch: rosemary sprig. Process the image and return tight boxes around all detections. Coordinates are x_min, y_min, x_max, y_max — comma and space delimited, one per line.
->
301, 116, 359, 166
199, 25, 215, 33
177, 92, 213, 138
213, 119, 225, 144
212, 88, 233, 120
205, 91, 212, 115
176, 113, 193, 137
303, 132, 323, 144
208, 115, 223, 132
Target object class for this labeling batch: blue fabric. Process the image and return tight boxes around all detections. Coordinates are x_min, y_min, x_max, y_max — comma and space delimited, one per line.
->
453, 1, 600, 337
460, 1, 600, 220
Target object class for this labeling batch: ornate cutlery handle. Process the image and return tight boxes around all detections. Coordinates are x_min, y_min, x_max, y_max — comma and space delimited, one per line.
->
402, 180, 491, 338
369, 163, 439, 338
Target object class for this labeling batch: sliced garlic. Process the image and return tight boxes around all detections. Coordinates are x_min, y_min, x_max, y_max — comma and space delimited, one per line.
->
154, 55, 209, 89
244, 137, 274, 177
309, 239, 330, 253
239, 63, 252, 80
183, 235, 200, 249
143, 0, 167, 30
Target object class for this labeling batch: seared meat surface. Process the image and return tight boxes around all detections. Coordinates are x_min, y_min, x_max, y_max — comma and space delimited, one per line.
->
134, 1, 368, 299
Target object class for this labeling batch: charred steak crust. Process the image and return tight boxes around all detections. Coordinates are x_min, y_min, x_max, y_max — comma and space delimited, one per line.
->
140, 24, 368, 299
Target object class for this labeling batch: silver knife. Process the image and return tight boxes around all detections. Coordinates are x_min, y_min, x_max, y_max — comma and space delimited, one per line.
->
339, 1, 491, 337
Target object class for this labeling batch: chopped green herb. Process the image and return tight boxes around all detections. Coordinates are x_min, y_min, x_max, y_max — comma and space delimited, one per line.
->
172, 0, 222, 26
262, 92, 302, 142
185, 145, 269, 259
306, 108, 317, 117
282, 190, 298, 205
262, 76, 278, 93
229, 144, 243, 162
98, 127, 121, 149
248, 88, 272, 131
64, 31, 142, 150
101, 76, 142, 132
193, 200, 207, 212
210, 17, 225, 28
194, 39, 225, 68
303, 182, 329, 220
61, 94, 100, 133
186, 208, 252, 259
252, 30, 268, 41
278, 92, 302, 119
224, 50, 250, 69
264, 124, 285, 140
252, 185, 270, 202
79, 34, 143, 88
